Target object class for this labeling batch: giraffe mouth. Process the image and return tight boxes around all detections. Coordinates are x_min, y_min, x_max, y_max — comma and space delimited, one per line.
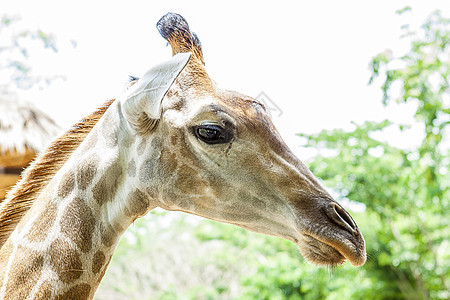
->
288, 200, 366, 267
296, 231, 366, 267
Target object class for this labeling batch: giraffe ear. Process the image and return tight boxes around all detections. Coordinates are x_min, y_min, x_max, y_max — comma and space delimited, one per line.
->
121, 52, 191, 131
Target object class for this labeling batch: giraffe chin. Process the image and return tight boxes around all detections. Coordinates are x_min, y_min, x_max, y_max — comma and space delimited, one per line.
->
297, 234, 366, 267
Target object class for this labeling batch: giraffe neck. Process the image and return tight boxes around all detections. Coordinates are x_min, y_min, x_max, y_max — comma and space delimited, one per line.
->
0, 101, 156, 299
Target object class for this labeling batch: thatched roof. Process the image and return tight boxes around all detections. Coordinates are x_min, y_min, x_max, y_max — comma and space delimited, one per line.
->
0, 95, 61, 156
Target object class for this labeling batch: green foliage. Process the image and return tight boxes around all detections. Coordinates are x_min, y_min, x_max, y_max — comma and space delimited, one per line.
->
95, 211, 253, 299
299, 9, 449, 299
301, 122, 448, 299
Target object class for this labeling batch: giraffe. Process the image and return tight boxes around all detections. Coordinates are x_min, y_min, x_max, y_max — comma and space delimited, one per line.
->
0, 13, 366, 299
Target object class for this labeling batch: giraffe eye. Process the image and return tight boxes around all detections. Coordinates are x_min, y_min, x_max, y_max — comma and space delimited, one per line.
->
194, 124, 232, 144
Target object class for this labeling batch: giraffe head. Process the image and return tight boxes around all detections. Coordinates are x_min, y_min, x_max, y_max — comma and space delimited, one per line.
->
120, 13, 366, 267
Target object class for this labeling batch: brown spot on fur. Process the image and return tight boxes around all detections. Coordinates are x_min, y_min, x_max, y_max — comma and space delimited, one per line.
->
35, 280, 52, 299
166, 87, 185, 111
139, 159, 156, 183
49, 239, 84, 283
76, 153, 99, 190
97, 255, 112, 283
92, 161, 123, 206
100, 223, 117, 247
0, 99, 114, 248
137, 138, 148, 154
92, 179, 107, 206
127, 159, 136, 177
170, 135, 178, 146
126, 189, 148, 217
60, 197, 95, 253
5, 245, 44, 298
26, 200, 58, 242
92, 250, 105, 274
57, 170, 75, 199
56, 283, 91, 300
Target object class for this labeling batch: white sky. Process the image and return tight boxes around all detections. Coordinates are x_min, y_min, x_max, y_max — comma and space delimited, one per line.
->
2, 0, 450, 160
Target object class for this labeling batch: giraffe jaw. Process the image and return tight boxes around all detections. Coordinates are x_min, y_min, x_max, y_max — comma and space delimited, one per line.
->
223, 214, 366, 267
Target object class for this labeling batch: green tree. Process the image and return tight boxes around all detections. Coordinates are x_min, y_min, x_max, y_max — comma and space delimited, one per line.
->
300, 9, 449, 299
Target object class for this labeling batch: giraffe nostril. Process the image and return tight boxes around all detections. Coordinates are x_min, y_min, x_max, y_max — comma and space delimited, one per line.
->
326, 202, 358, 234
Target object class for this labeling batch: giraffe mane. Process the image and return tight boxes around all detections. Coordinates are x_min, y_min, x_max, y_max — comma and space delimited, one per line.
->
0, 99, 115, 248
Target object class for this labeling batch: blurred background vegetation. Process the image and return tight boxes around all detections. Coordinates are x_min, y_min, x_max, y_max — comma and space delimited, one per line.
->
0, 14, 61, 93
94, 8, 449, 300
1, 6, 448, 300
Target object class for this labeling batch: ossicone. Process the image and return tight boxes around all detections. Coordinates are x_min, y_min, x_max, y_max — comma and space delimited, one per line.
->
157, 12, 205, 65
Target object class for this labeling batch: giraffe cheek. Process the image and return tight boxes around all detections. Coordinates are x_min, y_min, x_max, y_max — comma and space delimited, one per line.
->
159, 150, 178, 177
175, 164, 206, 194
137, 153, 176, 195
138, 159, 156, 184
